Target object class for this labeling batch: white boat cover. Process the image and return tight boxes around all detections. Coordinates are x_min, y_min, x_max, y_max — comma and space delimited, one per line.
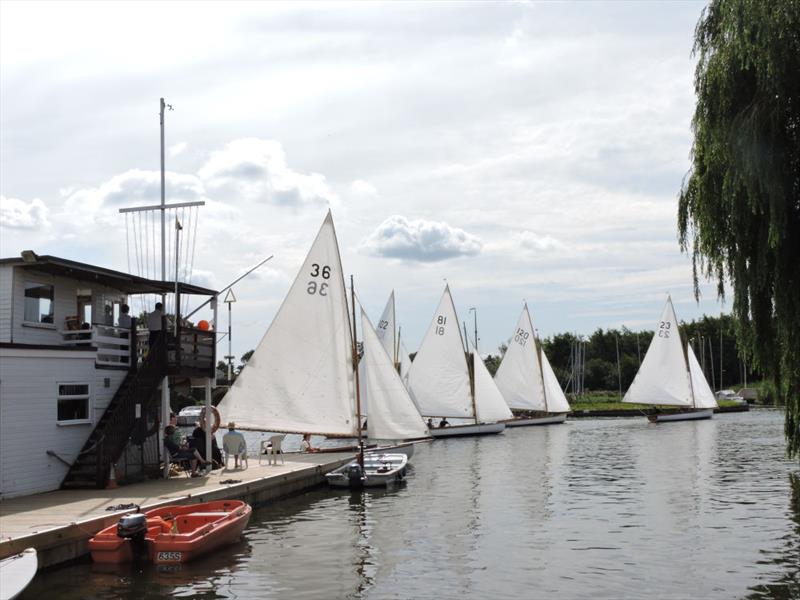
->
375, 291, 396, 362
541, 351, 571, 413
494, 304, 547, 411
407, 285, 474, 418
473, 352, 513, 422
362, 310, 429, 440
687, 342, 719, 409
622, 296, 693, 407
218, 211, 357, 436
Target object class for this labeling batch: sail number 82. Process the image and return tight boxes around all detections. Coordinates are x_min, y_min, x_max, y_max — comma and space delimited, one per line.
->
307, 263, 331, 296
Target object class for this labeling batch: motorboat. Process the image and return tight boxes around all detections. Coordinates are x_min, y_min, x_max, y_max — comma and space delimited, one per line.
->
326, 453, 408, 489
89, 500, 251, 564
176, 405, 203, 426
0, 548, 37, 600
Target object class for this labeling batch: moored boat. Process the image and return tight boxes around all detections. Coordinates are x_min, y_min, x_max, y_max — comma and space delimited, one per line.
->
430, 422, 506, 437
89, 500, 251, 564
326, 453, 408, 489
0, 548, 37, 600
503, 413, 567, 427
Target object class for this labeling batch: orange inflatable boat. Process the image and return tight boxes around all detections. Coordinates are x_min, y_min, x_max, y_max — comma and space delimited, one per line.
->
89, 500, 252, 564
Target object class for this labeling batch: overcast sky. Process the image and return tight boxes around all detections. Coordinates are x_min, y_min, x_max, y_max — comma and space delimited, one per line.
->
1, 0, 728, 360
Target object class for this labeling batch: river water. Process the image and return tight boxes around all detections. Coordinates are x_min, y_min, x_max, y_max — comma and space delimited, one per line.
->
22, 409, 799, 599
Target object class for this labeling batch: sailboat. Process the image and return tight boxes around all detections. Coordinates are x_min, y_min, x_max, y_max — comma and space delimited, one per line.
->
406, 285, 510, 438
326, 309, 429, 488
494, 303, 571, 426
622, 295, 718, 422
218, 212, 410, 478
375, 291, 412, 386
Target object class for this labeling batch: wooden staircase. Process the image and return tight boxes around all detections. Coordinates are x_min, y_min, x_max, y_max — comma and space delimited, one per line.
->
61, 341, 167, 489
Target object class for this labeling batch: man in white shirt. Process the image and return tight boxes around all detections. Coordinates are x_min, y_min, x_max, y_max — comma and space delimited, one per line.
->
147, 302, 164, 348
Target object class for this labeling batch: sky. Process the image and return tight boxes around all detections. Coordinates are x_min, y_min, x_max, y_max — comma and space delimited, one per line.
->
0, 0, 728, 361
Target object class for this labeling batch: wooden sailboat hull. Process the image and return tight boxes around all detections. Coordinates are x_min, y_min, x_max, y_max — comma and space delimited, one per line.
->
503, 413, 567, 427
430, 422, 505, 438
0, 548, 37, 600
366, 441, 415, 459
647, 408, 714, 423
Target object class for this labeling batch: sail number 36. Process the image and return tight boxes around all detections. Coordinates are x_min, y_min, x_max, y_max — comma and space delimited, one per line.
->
658, 321, 671, 338
434, 315, 447, 336
307, 263, 331, 296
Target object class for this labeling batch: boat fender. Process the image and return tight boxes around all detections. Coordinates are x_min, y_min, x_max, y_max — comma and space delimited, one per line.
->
199, 406, 221, 433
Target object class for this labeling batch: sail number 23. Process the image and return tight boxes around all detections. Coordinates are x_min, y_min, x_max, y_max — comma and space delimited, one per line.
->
307, 263, 331, 296
658, 321, 671, 338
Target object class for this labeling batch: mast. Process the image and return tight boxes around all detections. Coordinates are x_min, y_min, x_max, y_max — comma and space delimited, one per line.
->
682, 330, 697, 409
529, 305, 549, 413
351, 275, 364, 466
463, 320, 478, 424
392, 292, 398, 366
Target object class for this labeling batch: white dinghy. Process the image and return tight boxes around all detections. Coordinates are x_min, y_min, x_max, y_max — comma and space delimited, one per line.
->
622, 295, 718, 422
218, 212, 407, 480
494, 303, 571, 426
407, 286, 510, 438
0, 548, 37, 600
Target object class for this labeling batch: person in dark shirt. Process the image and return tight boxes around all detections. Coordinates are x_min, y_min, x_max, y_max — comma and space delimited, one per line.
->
438, 418, 450, 428
164, 425, 208, 476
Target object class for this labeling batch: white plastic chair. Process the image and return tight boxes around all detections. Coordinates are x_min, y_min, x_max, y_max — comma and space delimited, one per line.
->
222, 432, 248, 470
259, 434, 285, 465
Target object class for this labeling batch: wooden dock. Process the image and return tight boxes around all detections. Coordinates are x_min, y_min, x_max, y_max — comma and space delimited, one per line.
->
0, 452, 353, 569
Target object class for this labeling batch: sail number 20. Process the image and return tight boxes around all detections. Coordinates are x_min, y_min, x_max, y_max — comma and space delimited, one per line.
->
434, 315, 447, 335
307, 263, 331, 296
658, 321, 671, 338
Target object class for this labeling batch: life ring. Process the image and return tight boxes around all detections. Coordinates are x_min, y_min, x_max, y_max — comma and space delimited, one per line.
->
199, 406, 221, 433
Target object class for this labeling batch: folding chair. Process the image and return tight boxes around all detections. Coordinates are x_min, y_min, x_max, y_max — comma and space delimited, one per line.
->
259, 434, 286, 465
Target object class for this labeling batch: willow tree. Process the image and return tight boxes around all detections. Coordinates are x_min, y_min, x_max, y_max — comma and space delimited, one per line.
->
678, 0, 800, 459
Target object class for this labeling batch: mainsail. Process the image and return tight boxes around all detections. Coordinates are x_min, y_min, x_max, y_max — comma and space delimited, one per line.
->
374, 291, 396, 363
622, 296, 693, 407
494, 304, 548, 411
361, 309, 429, 440
218, 211, 357, 436
407, 285, 473, 419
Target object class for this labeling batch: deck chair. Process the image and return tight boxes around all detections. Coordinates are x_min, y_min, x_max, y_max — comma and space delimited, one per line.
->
259, 434, 285, 465
222, 431, 249, 470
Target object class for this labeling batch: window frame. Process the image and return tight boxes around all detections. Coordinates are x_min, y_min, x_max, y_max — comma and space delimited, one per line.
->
56, 382, 92, 426
23, 280, 55, 327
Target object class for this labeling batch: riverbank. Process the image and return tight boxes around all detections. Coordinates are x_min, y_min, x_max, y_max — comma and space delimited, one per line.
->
568, 398, 749, 417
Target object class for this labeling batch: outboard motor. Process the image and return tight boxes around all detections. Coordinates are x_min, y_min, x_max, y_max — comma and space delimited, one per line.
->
117, 512, 149, 561
346, 463, 365, 489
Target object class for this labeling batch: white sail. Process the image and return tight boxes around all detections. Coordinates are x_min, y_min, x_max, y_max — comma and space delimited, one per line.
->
541, 351, 571, 413
687, 342, 718, 409
362, 309, 429, 440
407, 285, 473, 418
494, 304, 547, 411
375, 291, 396, 363
398, 337, 412, 385
218, 211, 357, 436
622, 296, 692, 407
473, 352, 514, 422
358, 357, 368, 418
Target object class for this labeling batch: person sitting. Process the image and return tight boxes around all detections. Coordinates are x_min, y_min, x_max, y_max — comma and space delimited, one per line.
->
426, 418, 434, 429
438, 417, 450, 428
189, 423, 223, 468
222, 422, 247, 468
301, 433, 319, 453
164, 425, 209, 477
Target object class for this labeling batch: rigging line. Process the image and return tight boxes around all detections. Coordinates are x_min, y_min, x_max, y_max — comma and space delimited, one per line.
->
183, 206, 195, 315
125, 214, 132, 276
179, 205, 187, 281
131, 214, 142, 316
188, 206, 200, 309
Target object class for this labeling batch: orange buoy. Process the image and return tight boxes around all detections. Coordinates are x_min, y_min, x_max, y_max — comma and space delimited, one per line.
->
197, 320, 210, 331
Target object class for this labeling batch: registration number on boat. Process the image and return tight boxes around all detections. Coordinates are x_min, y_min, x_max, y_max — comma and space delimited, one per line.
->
157, 551, 182, 562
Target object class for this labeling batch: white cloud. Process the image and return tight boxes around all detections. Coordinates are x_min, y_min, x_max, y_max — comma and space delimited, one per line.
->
360, 215, 482, 262
349, 179, 378, 197
198, 138, 337, 208
518, 231, 565, 253
0, 196, 49, 229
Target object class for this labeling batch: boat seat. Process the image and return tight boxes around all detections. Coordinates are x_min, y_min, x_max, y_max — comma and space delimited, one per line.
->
259, 435, 286, 465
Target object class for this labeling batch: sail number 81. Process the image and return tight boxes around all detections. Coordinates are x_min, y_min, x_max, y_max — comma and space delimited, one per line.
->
307, 263, 330, 296
658, 321, 671, 338
435, 315, 446, 335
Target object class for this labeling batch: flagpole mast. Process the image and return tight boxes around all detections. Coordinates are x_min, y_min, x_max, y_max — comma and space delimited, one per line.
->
350, 275, 364, 468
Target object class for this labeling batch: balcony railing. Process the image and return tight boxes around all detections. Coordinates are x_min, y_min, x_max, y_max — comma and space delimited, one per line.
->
60, 324, 136, 367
